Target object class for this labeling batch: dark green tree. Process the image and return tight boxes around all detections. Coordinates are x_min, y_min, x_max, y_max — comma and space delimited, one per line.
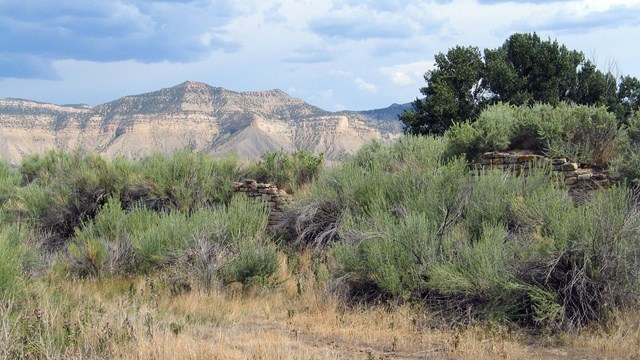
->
483, 33, 584, 106
573, 60, 618, 108
401, 32, 637, 133
400, 46, 485, 135
617, 75, 640, 122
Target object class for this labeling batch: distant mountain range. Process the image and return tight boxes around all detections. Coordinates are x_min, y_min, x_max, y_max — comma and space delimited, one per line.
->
0, 81, 408, 164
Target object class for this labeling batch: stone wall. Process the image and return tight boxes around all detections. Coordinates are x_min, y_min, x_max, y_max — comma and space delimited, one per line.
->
478, 152, 614, 197
233, 179, 292, 227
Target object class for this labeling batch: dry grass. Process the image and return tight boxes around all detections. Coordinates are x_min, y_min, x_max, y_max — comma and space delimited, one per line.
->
2, 254, 638, 359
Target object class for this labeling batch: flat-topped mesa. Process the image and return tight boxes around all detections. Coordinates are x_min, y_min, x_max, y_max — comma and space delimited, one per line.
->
0, 81, 405, 164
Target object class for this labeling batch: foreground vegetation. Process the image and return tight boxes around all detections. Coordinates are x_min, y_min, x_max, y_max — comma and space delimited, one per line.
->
1, 103, 640, 357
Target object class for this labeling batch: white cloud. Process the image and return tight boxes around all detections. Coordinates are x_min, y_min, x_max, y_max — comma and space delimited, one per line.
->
354, 78, 378, 93
380, 61, 434, 86
1, 0, 640, 112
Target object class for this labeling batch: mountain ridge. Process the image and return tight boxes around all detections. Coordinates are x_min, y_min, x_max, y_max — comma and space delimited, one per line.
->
0, 81, 406, 164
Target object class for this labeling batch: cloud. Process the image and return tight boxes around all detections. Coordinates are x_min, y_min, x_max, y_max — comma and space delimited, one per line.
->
0, 0, 241, 79
282, 47, 333, 63
354, 78, 378, 93
535, 5, 640, 33
309, 5, 415, 40
380, 61, 434, 86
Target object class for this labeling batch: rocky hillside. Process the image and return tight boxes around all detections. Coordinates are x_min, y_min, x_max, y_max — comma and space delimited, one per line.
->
0, 81, 404, 164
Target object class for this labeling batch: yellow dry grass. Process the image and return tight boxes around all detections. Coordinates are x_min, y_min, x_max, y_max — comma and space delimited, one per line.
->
2, 254, 638, 359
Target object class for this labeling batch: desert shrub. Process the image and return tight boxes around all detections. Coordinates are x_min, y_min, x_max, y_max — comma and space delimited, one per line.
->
0, 226, 31, 300
426, 223, 524, 320
132, 150, 240, 212
63, 194, 269, 277
520, 187, 640, 328
444, 103, 620, 166
275, 198, 344, 251
4, 151, 133, 250
539, 103, 618, 165
286, 135, 639, 327
66, 234, 109, 278
610, 111, 640, 184
444, 121, 481, 161
245, 150, 324, 193
0, 160, 19, 206
222, 242, 279, 286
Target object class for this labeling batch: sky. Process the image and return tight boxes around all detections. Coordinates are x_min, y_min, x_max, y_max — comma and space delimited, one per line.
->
1, 0, 639, 111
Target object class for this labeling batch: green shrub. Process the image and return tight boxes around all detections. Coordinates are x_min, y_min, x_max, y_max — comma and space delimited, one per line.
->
444, 103, 620, 166
133, 150, 240, 212
66, 234, 109, 278
426, 223, 522, 319
538, 103, 618, 165
444, 121, 481, 161
610, 111, 640, 184
0, 160, 19, 206
245, 150, 324, 193
4, 151, 134, 250
0, 226, 29, 300
222, 242, 279, 286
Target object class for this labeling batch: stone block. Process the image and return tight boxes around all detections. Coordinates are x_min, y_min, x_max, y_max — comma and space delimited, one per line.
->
561, 162, 578, 171
551, 158, 567, 165
565, 177, 578, 185
591, 173, 608, 181
506, 156, 518, 164
517, 154, 539, 163
492, 158, 505, 165
482, 152, 495, 159
577, 174, 592, 181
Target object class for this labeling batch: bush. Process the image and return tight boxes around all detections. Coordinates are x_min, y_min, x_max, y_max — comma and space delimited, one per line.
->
62, 193, 270, 277
444, 103, 620, 166
222, 243, 279, 286
281, 135, 639, 328
539, 103, 618, 165
245, 150, 324, 193
132, 150, 240, 212
519, 187, 640, 328
610, 111, 640, 183
4, 151, 133, 250
0, 226, 30, 300
0, 160, 19, 207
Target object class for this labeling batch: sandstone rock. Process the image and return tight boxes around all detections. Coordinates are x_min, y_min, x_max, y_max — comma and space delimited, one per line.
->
561, 162, 578, 171
565, 177, 578, 185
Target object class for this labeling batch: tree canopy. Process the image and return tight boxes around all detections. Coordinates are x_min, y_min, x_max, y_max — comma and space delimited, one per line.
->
401, 32, 640, 135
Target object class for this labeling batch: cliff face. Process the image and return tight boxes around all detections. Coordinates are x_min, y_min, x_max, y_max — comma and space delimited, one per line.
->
0, 81, 404, 164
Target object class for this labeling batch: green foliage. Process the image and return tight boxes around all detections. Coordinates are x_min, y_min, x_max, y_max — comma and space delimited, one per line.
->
62, 194, 269, 277
401, 46, 485, 135
444, 102, 619, 166
402, 32, 639, 134
133, 149, 240, 212
0, 225, 32, 300
610, 111, 640, 183
222, 243, 279, 286
277, 136, 640, 328
538, 103, 618, 165
245, 150, 323, 193
0, 160, 20, 207
484, 33, 584, 106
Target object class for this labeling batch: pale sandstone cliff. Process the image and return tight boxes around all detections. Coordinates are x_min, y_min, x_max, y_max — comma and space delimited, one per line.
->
0, 81, 403, 164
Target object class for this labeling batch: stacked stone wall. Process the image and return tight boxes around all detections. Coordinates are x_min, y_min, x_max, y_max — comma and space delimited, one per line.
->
233, 179, 292, 227
478, 152, 614, 197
